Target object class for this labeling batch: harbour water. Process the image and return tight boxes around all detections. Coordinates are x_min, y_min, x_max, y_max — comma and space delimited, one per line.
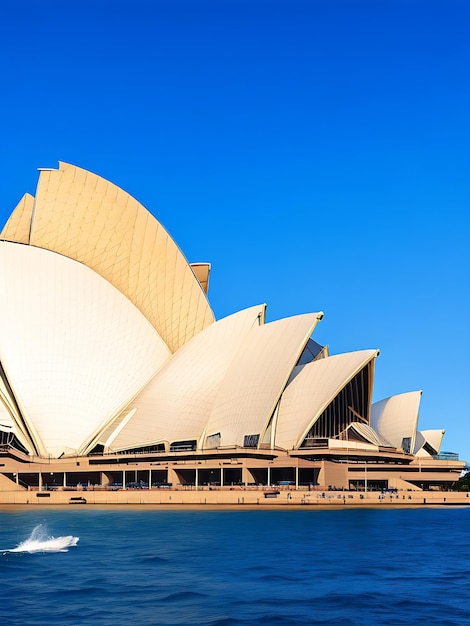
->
1, 507, 469, 625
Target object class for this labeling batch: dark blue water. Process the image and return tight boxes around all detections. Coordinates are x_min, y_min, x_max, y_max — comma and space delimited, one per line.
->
1, 507, 469, 625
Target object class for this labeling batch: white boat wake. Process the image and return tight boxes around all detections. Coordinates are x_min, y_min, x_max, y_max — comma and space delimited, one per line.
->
2, 524, 79, 554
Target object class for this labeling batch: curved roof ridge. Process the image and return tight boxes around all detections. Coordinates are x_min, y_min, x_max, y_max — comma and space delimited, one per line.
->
103, 304, 267, 453
203, 312, 324, 449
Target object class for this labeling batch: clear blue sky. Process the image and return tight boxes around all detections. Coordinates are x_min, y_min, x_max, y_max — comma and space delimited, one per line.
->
1, 1, 468, 463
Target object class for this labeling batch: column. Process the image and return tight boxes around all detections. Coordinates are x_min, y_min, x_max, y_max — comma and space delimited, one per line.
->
242, 466, 251, 486
167, 466, 178, 488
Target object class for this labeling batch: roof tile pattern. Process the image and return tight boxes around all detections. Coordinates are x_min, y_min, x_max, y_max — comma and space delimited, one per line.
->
23, 162, 214, 352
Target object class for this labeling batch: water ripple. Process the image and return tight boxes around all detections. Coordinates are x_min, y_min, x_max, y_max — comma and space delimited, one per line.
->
0, 508, 469, 626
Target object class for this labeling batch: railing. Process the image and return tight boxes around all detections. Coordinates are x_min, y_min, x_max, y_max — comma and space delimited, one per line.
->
300, 439, 329, 448
433, 452, 459, 461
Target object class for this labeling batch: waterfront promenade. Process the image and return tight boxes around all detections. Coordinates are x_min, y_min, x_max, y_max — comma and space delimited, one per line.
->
0, 485, 469, 508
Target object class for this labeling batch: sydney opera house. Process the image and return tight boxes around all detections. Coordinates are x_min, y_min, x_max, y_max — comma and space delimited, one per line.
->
0, 163, 464, 499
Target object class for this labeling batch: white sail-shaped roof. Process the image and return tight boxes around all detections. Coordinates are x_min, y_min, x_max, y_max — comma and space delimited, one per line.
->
275, 350, 378, 450
1, 162, 214, 352
95, 304, 267, 453
421, 429, 445, 454
203, 312, 323, 449
371, 391, 422, 452
0, 241, 170, 458
414, 429, 445, 457
0, 163, 457, 468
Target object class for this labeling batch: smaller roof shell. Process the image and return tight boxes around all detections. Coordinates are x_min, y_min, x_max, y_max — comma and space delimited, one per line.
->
345, 422, 394, 448
371, 391, 422, 452
203, 312, 323, 449
421, 429, 445, 454
414, 429, 445, 457
275, 349, 379, 450
106, 304, 267, 453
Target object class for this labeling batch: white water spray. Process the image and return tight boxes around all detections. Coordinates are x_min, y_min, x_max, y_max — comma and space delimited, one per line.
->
2, 524, 79, 554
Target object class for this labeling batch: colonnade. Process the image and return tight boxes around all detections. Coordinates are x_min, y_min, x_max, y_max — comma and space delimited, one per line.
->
24, 465, 304, 490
